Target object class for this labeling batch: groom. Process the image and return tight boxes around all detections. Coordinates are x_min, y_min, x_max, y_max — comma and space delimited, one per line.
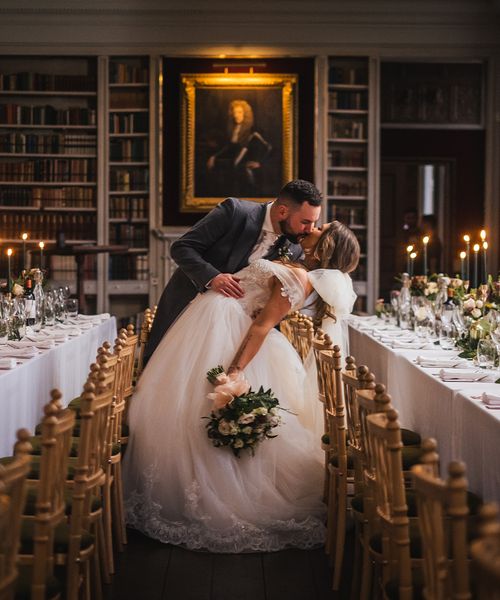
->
144, 179, 322, 363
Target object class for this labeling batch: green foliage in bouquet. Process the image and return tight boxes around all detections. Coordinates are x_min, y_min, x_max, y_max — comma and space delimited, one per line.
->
204, 375, 284, 458
206, 365, 225, 385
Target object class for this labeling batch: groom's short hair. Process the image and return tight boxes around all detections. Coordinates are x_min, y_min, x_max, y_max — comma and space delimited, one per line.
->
277, 179, 322, 207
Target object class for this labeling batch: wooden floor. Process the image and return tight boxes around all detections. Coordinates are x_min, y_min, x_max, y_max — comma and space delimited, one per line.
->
104, 528, 354, 600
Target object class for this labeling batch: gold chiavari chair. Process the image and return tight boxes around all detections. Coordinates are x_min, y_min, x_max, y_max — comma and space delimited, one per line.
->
0, 431, 31, 600
294, 315, 314, 362
471, 503, 500, 600
135, 308, 154, 382
279, 310, 297, 345
412, 446, 471, 600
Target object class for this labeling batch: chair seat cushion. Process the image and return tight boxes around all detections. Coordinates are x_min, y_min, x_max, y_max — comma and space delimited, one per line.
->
23, 487, 101, 517
20, 520, 94, 555
28, 435, 80, 457
401, 428, 421, 446
15, 565, 63, 600
329, 447, 354, 470
0, 455, 75, 481
321, 433, 330, 445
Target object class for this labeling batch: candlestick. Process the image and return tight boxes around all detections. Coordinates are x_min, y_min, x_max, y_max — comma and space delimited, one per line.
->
406, 245, 413, 274
21, 232, 28, 269
39, 241, 44, 269
422, 235, 429, 276
473, 243, 480, 289
460, 251, 466, 281
6, 248, 13, 292
483, 241, 488, 284
464, 235, 470, 281
410, 252, 417, 278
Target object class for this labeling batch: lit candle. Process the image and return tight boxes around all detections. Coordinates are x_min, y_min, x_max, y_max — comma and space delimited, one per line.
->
463, 235, 470, 281
473, 243, 480, 289
483, 241, 488, 284
406, 245, 413, 274
39, 241, 44, 269
480, 229, 486, 243
422, 235, 429, 276
6, 248, 13, 292
410, 252, 417, 278
21, 232, 28, 269
460, 251, 466, 281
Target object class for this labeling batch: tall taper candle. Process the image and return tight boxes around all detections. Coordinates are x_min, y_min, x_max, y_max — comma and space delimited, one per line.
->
460, 251, 466, 281
21, 232, 28, 269
410, 252, 417, 278
422, 235, 429, 276
483, 241, 488, 284
39, 241, 44, 269
473, 243, 480, 289
406, 245, 413, 274
6, 248, 12, 292
464, 235, 471, 281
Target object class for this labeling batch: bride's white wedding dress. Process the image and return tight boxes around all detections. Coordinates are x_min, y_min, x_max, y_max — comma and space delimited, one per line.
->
123, 259, 326, 553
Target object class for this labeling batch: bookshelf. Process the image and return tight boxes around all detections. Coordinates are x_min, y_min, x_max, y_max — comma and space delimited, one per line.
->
326, 56, 374, 312
0, 57, 99, 299
106, 56, 151, 325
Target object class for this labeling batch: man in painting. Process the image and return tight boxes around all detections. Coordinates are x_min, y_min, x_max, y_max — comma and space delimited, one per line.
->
206, 99, 272, 197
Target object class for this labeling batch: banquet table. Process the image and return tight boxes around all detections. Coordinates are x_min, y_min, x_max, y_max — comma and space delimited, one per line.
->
348, 316, 500, 503
0, 314, 117, 457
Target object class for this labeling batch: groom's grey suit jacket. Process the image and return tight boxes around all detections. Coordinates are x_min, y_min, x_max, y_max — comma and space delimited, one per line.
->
144, 197, 303, 363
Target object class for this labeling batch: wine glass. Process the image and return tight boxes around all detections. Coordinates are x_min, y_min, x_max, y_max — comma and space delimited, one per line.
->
43, 292, 56, 327
65, 298, 79, 318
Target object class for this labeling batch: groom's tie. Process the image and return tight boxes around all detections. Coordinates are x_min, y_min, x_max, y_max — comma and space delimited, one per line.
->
263, 235, 287, 260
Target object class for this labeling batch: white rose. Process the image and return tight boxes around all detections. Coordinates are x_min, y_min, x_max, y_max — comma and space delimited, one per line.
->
233, 439, 244, 448
415, 306, 428, 322
269, 416, 281, 427
241, 426, 253, 435
218, 420, 238, 436
463, 298, 476, 311
238, 413, 255, 425
270, 407, 279, 416
254, 407, 268, 416
12, 283, 24, 296
471, 308, 482, 319
476, 300, 484, 309
427, 282, 438, 294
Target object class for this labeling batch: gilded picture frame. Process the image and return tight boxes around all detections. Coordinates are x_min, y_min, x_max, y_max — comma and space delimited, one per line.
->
180, 72, 297, 212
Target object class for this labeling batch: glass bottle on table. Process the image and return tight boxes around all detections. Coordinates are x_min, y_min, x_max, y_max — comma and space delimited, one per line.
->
434, 275, 450, 319
440, 287, 456, 326
23, 278, 36, 327
399, 272, 412, 330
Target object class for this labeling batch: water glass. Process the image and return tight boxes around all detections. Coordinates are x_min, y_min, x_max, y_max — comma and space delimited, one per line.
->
477, 339, 497, 370
44, 294, 56, 327
439, 323, 456, 351
0, 317, 8, 344
65, 298, 79, 318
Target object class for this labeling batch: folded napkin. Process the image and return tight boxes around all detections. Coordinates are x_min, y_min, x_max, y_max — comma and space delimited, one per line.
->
76, 313, 110, 322
481, 392, 500, 407
54, 326, 82, 336
439, 369, 496, 382
417, 356, 465, 368
6, 340, 36, 349
0, 347, 38, 359
0, 358, 16, 369
392, 340, 427, 349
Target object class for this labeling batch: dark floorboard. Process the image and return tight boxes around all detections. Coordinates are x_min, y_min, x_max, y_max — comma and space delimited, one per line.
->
105, 528, 354, 600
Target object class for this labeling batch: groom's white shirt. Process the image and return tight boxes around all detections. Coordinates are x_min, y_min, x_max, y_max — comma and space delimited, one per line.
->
248, 202, 279, 263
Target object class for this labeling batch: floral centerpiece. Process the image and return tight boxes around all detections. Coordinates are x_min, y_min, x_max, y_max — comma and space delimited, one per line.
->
204, 366, 284, 457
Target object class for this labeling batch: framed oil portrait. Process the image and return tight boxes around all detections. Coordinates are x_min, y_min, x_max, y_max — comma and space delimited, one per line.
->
180, 72, 298, 212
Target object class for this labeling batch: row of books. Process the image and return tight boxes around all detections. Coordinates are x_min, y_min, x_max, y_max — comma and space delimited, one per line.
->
0, 72, 96, 92
0, 158, 96, 182
0, 104, 97, 126
0, 132, 96, 154
109, 222, 148, 247
110, 138, 147, 161
0, 212, 97, 240
50, 255, 97, 281
109, 113, 148, 134
109, 63, 148, 85
110, 169, 148, 191
329, 91, 367, 110
328, 66, 368, 86
110, 91, 148, 109
327, 149, 366, 168
110, 196, 148, 219
0, 186, 95, 208
328, 117, 366, 140
328, 178, 367, 197
329, 205, 366, 227
109, 254, 149, 280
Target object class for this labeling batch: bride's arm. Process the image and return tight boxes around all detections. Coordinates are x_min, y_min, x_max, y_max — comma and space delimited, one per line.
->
228, 270, 312, 373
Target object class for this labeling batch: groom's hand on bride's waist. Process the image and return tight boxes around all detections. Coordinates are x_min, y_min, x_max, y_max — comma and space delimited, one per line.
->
208, 273, 245, 298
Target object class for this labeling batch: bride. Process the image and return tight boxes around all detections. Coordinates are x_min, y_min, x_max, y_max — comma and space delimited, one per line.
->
123, 221, 360, 553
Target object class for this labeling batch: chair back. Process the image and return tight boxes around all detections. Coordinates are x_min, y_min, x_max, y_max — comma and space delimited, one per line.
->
366, 409, 412, 600
136, 308, 154, 379
295, 315, 314, 361
412, 441, 471, 600
470, 503, 500, 600
279, 310, 297, 345
0, 432, 31, 600
118, 325, 138, 406
318, 346, 345, 458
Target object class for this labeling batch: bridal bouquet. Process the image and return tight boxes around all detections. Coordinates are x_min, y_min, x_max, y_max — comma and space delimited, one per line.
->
204, 366, 283, 458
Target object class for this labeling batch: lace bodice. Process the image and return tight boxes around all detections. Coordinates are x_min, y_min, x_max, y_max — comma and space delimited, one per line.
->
234, 259, 306, 316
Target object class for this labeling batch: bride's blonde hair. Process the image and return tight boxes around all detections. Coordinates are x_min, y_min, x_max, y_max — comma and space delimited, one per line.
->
310, 221, 360, 325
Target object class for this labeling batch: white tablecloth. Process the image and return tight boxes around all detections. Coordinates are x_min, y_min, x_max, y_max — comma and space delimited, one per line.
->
0, 316, 117, 457
348, 316, 500, 502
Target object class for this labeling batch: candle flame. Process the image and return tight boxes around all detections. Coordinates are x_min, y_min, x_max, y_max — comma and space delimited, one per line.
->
463, 234, 470, 243
422, 236, 430, 245
6, 248, 13, 256
460, 251, 466, 259
410, 252, 417, 259
473, 244, 480, 252
483, 241, 488, 250
406, 245, 414, 253
39, 241, 44, 249
21, 232, 28, 241
480, 230, 486, 241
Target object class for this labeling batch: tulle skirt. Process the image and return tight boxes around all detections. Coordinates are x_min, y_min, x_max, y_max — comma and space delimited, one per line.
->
123, 291, 326, 553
